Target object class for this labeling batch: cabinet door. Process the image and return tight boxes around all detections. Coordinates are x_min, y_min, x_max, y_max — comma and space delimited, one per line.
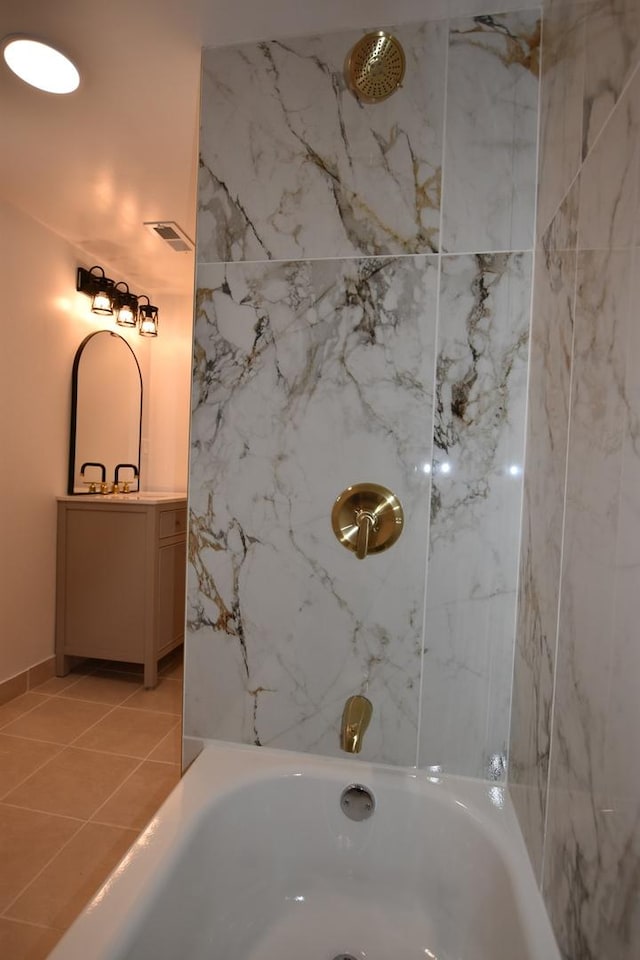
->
64, 510, 146, 661
157, 540, 187, 656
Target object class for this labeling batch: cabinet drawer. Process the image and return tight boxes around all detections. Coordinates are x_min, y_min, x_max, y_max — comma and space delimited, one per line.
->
159, 508, 187, 540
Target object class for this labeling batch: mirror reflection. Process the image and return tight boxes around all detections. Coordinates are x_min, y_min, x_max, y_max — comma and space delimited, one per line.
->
68, 331, 143, 494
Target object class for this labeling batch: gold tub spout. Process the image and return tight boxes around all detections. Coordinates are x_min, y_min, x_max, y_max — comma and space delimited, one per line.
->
340, 695, 373, 753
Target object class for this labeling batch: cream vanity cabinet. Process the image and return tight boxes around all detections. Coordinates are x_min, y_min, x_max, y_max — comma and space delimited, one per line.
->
55, 495, 187, 688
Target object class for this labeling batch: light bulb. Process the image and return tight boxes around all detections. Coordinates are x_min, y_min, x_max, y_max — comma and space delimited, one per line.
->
139, 314, 158, 337
91, 290, 113, 315
116, 304, 136, 327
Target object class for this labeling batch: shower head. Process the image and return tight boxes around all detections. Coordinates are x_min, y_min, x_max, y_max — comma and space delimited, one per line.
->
345, 31, 406, 104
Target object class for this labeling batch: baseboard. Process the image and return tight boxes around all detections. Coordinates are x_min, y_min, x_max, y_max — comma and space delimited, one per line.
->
0, 656, 56, 707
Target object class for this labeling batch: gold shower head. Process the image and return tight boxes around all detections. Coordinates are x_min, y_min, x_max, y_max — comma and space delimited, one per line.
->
345, 31, 406, 104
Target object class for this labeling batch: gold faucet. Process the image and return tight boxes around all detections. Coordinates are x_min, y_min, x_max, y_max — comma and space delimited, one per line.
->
340, 695, 372, 753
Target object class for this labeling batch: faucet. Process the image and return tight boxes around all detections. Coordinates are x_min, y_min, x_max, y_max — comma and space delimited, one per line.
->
340, 695, 372, 754
114, 463, 139, 492
80, 461, 106, 492
80, 461, 106, 482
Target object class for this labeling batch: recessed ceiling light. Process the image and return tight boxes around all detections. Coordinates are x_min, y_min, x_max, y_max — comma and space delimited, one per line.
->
2, 37, 80, 94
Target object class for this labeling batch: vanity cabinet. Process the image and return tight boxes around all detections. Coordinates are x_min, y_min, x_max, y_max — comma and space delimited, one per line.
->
55, 495, 187, 688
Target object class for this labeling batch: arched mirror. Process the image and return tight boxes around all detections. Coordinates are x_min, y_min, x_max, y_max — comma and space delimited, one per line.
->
68, 331, 143, 494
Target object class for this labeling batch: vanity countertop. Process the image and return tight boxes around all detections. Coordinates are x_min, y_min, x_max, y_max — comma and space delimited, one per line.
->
57, 492, 187, 505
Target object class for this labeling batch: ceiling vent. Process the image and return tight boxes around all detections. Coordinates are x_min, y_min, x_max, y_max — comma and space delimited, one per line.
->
144, 221, 194, 253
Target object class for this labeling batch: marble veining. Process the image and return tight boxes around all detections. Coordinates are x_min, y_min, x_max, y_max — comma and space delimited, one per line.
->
442, 11, 540, 253
509, 189, 576, 879
536, 2, 586, 237
418, 252, 532, 779
190, 12, 539, 777
582, 0, 640, 157
197, 22, 447, 263
510, 6, 640, 951
578, 64, 640, 251
187, 256, 438, 766
542, 247, 640, 959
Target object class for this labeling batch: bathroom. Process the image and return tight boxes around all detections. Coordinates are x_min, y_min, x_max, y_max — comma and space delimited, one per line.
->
1, 0, 639, 958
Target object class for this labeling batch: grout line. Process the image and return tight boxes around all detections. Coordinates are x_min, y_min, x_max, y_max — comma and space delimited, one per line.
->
50, 677, 182, 717
506, 249, 538, 786
415, 13, 450, 772
89, 815, 168, 832
0, 800, 85, 824
506, 3, 545, 787
539, 239, 579, 892
0, 659, 113, 731
62, 703, 179, 746
0, 812, 138, 925
0, 813, 85, 920
1, 694, 182, 800
45, 677, 182, 717
538, 42, 640, 244
33, 675, 84, 697
197, 248, 536, 273
0, 915, 62, 930
0, 742, 65, 803
89, 759, 181, 833
91, 733, 181, 812
0, 730, 181, 819
85, 754, 148, 823
0, 694, 54, 734
0, 669, 183, 923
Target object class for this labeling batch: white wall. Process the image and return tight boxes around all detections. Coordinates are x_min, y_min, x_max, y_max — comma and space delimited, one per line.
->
144, 291, 193, 492
0, 200, 192, 685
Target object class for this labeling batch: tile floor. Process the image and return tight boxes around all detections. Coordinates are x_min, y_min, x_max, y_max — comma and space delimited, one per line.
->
0, 653, 183, 960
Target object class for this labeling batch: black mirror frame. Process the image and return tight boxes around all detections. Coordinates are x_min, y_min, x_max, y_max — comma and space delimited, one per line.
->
67, 331, 143, 495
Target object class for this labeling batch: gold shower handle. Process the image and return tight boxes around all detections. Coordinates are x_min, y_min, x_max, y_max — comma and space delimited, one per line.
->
332, 484, 404, 559
355, 510, 375, 559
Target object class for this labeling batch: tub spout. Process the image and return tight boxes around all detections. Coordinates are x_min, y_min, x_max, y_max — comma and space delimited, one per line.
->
340, 695, 372, 754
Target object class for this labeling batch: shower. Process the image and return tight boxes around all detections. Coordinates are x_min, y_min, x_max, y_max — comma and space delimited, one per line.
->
344, 31, 405, 103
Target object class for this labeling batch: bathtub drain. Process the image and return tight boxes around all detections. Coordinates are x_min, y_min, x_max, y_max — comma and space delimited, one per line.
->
340, 784, 375, 821
332, 955, 359, 960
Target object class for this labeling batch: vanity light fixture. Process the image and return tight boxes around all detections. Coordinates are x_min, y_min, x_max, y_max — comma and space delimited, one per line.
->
113, 282, 138, 328
76, 266, 114, 315
138, 296, 159, 337
2, 37, 80, 94
76, 265, 160, 337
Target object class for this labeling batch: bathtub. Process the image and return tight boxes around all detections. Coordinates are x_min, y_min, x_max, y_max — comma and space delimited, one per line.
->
49, 740, 560, 960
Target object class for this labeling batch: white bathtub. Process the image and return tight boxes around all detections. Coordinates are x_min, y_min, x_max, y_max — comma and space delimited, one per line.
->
49, 740, 560, 960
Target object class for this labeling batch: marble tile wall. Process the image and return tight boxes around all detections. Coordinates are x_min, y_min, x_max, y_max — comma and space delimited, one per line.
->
187, 10, 540, 771
188, 256, 438, 766
508, 186, 577, 875
418, 251, 532, 779
510, 0, 640, 955
442, 13, 540, 253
